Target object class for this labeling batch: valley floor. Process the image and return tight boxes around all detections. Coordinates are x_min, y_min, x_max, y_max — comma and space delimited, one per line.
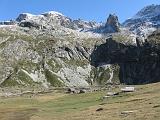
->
0, 83, 160, 120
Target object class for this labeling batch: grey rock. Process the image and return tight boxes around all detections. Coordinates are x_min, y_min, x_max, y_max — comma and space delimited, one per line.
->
92, 14, 120, 33
19, 21, 43, 29
106, 14, 120, 32
91, 32, 160, 84
67, 88, 76, 93
96, 108, 103, 111
79, 89, 87, 94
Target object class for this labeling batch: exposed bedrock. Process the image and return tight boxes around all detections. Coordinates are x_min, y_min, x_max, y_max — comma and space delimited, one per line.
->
90, 34, 160, 85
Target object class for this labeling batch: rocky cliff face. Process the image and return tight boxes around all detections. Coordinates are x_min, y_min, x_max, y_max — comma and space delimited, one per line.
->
92, 14, 120, 33
0, 29, 94, 88
106, 14, 120, 32
91, 32, 160, 84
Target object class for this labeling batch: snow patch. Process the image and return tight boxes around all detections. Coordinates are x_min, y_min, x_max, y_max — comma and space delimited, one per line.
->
0, 25, 16, 28
42, 11, 64, 16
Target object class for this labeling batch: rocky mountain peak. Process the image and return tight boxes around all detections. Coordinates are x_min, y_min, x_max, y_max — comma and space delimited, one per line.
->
41, 11, 64, 17
123, 4, 160, 37
106, 14, 119, 26
90, 14, 120, 33
16, 13, 44, 22
106, 14, 120, 32
133, 4, 160, 19
14, 11, 101, 31
1, 11, 120, 34
16, 11, 65, 22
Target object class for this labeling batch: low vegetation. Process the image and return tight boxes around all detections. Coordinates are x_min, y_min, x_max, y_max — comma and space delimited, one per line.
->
44, 69, 64, 87
0, 82, 160, 120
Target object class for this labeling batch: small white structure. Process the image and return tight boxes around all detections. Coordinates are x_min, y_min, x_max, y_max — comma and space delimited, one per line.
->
121, 87, 135, 92
107, 92, 119, 96
103, 92, 119, 99
103, 95, 111, 99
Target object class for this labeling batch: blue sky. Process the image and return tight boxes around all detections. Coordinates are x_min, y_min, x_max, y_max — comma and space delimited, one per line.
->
0, 0, 160, 23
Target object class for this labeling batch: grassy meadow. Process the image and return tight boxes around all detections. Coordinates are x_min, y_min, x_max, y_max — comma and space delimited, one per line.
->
0, 83, 160, 120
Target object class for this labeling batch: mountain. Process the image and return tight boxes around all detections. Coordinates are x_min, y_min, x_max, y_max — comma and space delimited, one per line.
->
92, 14, 120, 33
0, 5, 160, 95
123, 4, 160, 36
16, 11, 101, 31
0, 11, 100, 32
0, 11, 120, 34
0, 11, 102, 31
0, 11, 122, 94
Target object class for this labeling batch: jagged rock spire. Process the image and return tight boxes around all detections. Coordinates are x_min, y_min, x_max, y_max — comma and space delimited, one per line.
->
106, 14, 120, 32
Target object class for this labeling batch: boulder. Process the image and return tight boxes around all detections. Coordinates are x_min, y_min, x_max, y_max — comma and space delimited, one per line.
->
79, 89, 87, 94
96, 108, 103, 111
67, 88, 76, 93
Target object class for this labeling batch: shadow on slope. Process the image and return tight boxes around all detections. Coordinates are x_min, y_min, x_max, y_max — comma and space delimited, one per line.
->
90, 36, 160, 85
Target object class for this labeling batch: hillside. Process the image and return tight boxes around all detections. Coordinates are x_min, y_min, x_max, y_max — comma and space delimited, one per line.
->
0, 4, 160, 94
0, 10, 124, 93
